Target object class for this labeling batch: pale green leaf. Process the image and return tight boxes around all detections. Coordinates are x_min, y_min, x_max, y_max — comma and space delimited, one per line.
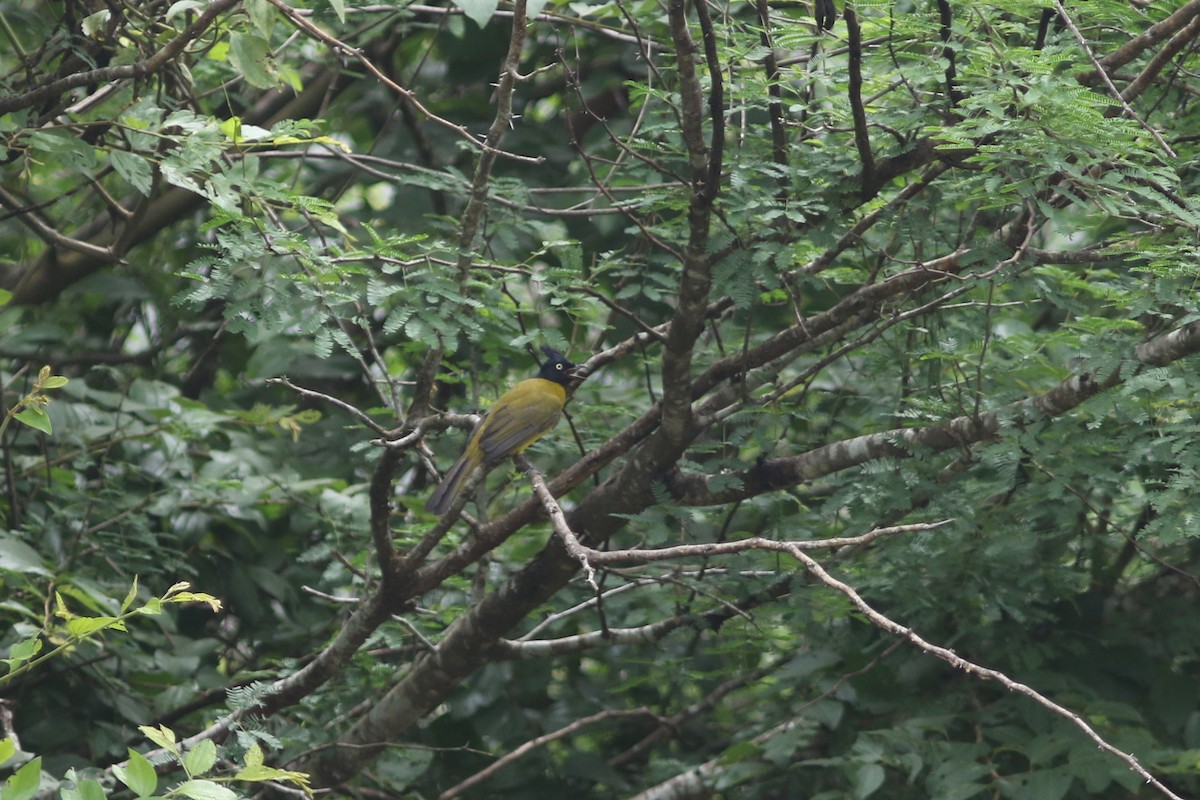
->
13, 407, 51, 435
227, 33, 276, 89
2, 756, 42, 800
65, 616, 125, 638
113, 749, 157, 798
111, 150, 153, 195
452, 0, 499, 28
80, 10, 110, 36
4, 635, 42, 667
183, 739, 217, 777
165, 0, 205, 20
138, 724, 177, 752
175, 779, 237, 800
120, 576, 140, 613
0, 535, 50, 576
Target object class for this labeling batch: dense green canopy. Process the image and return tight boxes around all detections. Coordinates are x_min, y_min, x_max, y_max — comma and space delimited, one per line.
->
2, 0, 1200, 798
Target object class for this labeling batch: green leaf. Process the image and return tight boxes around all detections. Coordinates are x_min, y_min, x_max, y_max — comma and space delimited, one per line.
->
1018, 769, 1074, 800
65, 615, 126, 638
4, 635, 43, 668
243, 741, 264, 769
75, 779, 107, 800
163, 591, 222, 613
452, 0, 499, 28
234, 763, 312, 785
165, 0, 204, 21
244, 0, 276, 34
0, 737, 16, 765
138, 724, 177, 752
110, 150, 153, 196
80, 9, 111, 36
852, 762, 885, 799
13, 407, 52, 434
326, 0, 345, 23
39, 375, 68, 389
134, 597, 163, 615
227, 33, 276, 89
113, 750, 157, 798
175, 779, 237, 800
183, 739, 217, 777
120, 576, 140, 613
26, 130, 95, 175
0, 535, 50, 576
2, 756, 42, 800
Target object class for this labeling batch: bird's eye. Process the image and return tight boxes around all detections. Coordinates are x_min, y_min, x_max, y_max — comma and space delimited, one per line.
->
555, 363, 563, 370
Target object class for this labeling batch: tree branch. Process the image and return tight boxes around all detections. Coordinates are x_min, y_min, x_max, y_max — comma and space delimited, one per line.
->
1055, 0, 1176, 157
438, 708, 658, 800
844, 7, 876, 197
787, 546, 1186, 800
0, 0, 242, 115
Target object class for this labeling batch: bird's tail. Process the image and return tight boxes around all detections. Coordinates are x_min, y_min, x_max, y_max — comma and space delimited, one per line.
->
425, 452, 479, 516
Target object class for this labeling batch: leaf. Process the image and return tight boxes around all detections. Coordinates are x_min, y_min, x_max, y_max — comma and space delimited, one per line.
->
111, 150, 154, 196
26, 130, 95, 175
54, 592, 73, 620
138, 724, 177, 752
2, 756, 42, 800
242, 741, 264, 769
1019, 769, 1074, 800
0, 535, 50, 576
452, 0, 499, 28
80, 10, 110, 36
0, 737, 15, 765
244, 0, 276, 35
227, 32, 276, 89
134, 597, 162, 615
77, 779, 107, 800
120, 576, 140, 613
13, 407, 52, 435
852, 762, 885, 798
234, 746, 312, 793
234, 763, 313, 791
4, 635, 43, 668
163, 591, 222, 613
39, 375, 68, 389
165, 0, 205, 21
65, 615, 126, 638
326, 0, 346, 23
114, 749, 158, 797
184, 739, 217, 777
175, 779, 237, 800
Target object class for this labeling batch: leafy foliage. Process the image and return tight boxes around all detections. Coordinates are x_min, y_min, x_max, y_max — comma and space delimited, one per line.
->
2, 0, 1200, 798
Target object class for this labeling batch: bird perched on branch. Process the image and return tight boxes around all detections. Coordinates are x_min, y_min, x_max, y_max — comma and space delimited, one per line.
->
425, 345, 584, 516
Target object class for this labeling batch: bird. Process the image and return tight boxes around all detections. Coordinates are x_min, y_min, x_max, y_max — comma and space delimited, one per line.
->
425, 345, 583, 516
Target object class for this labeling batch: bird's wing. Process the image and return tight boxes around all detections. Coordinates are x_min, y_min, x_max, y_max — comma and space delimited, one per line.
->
477, 388, 564, 463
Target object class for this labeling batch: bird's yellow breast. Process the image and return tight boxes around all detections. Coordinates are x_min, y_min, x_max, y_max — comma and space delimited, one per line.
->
472, 378, 568, 463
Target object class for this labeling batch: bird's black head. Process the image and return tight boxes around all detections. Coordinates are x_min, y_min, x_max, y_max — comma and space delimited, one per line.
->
537, 345, 581, 387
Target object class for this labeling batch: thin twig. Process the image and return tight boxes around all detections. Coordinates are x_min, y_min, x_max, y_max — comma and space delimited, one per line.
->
262, 0, 542, 164
1053, 0, 1177, 158
267, 376, 389, 436
438, 708, 659, 799
520, 456, 598, 590
789, 546, 1186, 800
